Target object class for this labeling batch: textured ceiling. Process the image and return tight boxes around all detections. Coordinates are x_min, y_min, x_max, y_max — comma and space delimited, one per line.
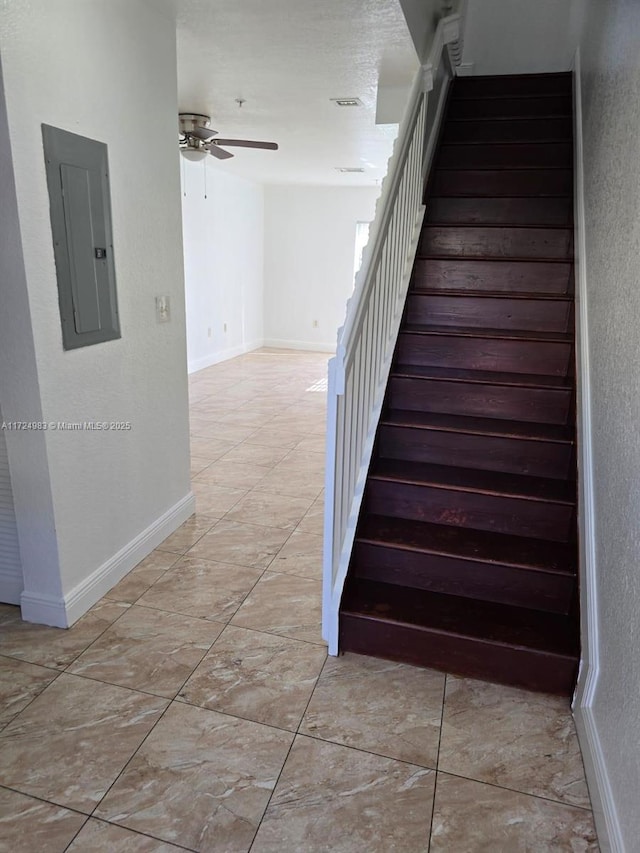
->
175, 0, 419, 185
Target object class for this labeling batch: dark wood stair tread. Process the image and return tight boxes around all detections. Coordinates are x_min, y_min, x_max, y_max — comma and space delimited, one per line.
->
392, 363, 573, 389
402, 323, 573, 344
370, 459, 575, 504
381, 409, 574, 443
448, 115, 571, 122
357, 515, 576, 576
421, 222, 573, 231
409, 288, 572, 301
342, 578, 579, 658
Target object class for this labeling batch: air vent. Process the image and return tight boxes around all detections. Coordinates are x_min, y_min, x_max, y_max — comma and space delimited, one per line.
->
336, 167, 365, 173
330, 98, 363, 107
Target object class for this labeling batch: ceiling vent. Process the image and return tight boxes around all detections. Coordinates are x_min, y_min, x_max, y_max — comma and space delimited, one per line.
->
330, 97, 363, 107
336, 167, 365, 173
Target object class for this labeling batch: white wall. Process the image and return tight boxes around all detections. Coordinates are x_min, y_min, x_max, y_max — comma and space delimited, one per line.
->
398, 0, 441, 63
574, 0, 640, 848
0, 401, 23, 605
0, 0, 192, 626
461, 0, 583, 75
263, 186, 380, 351
182, 162, 264, 373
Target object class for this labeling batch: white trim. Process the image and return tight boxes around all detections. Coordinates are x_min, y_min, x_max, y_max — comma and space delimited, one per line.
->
573, 706, 624, 853
0, 566, 23, 605
570, 47, 623, 853
455, 62, 475, 76
323, 207, 425, 654
20, 492, 195, 627
423, 62, 454, 180
188, 340, 264, 373
263, 338, 336, 353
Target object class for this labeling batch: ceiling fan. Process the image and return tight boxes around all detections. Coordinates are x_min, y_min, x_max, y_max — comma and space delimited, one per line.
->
179, 113, 278, 162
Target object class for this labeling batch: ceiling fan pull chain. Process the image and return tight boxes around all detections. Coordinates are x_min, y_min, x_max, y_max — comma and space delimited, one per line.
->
204, 158, 207, 199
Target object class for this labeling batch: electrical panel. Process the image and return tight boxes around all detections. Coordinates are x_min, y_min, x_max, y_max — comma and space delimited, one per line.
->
42, 124, 120, 349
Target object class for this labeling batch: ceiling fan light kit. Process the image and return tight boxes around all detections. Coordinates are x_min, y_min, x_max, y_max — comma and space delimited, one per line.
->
178, 112, 278, 161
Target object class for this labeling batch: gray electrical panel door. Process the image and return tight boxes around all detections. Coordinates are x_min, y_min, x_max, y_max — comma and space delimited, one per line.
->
42, 125, 120, 349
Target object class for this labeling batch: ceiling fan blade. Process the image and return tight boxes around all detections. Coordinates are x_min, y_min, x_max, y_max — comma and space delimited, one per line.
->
189, 127, 216, 141
212, 139, 279, 150
208, 145, 234, 160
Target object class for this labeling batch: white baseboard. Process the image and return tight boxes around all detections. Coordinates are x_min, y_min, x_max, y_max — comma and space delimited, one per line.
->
571, 49, 623, 853
455, 62, 475, 76
0, 566, 23, 605
20, 492, 195, 628
573, 706, 625, 852
188, 340, 263, 374
263, 338, 336, 353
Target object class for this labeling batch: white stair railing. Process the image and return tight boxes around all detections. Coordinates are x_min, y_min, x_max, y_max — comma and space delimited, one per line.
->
322, 14, 463, 654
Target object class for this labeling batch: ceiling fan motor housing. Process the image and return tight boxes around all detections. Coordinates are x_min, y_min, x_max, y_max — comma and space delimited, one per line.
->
178, 113, 214, 137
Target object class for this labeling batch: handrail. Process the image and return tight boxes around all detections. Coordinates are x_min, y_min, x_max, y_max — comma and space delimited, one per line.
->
322, 14, 462, 654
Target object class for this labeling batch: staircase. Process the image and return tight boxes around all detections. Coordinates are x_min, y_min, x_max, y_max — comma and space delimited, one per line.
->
340, 72, 579, 696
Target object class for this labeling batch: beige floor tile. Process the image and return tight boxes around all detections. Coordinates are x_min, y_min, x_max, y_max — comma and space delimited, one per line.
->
186, 520, 289, 569
235, 400, 287, 417
189, 435, 239, 460
271, 530, 323, 579
245, 426, 304, 449
191, 481, 247, 515
295, 499, 324, 535
225, 491, 313, 530
190, 455, 212, 477
218, 410, 277, 429
179, 625, 326, 731
279, 447, 325, 466
68, 605, 221, 698
252, 467, 324, 501
0, 600, 128, 670
192, 423, 257, 444
155, 514, 219, 555
231, 572, 323, 645
300, 653, 444, 768
0, 656, 59, 729
193, 460, 269, 490
295, 434, 327, 453
66, 819, 183, 852
430, 773, 598, 852
105, 551, 179, 604
96, 702, 293, 853
251, 735, 435, 853
0, 674, 167, 812
0, 787, 87, 853
439, 676, 591, 808
137, 556, 261, 622
219, 442, 289, 468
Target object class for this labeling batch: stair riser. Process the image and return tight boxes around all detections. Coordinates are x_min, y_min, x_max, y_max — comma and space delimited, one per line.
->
353, 542, 574, 613
366, 479, 575, 542
412, 259, 574, 295
453, 75, 572, 99
438, 143, 572, 170
443, 118, 572, 145
389, 377, 572, 425
339, 615, 577, 695
378, 424, 573, 479
420, 226, 573, 260
449, 96, 572, 121
432, 169, 572, 197
396, 333, 572, 376
426, 197, 573, 226
406, 293, 573, 333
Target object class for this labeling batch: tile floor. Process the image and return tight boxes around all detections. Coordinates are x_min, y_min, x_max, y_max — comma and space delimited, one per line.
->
0, 349, 599, 851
